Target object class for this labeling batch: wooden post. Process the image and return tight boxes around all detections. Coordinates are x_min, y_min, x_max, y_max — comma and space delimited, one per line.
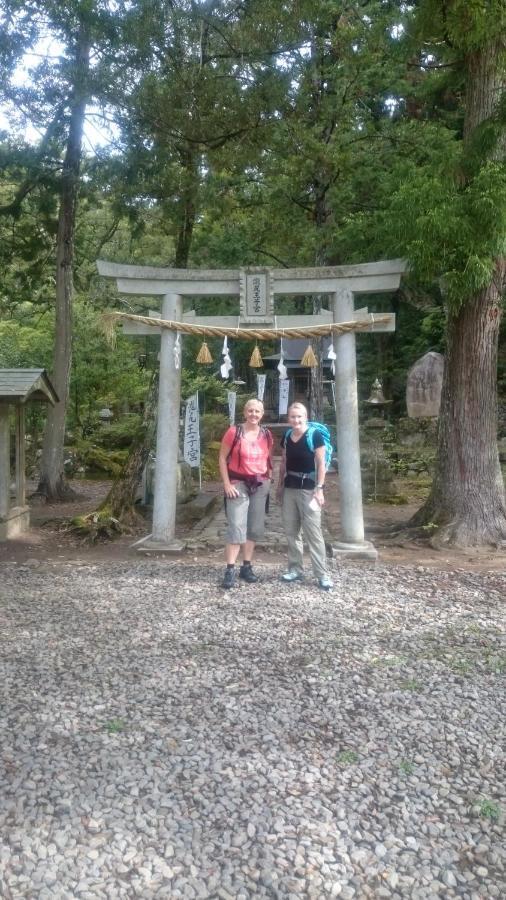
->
15, 405, 26, 507
0, 404, 10, 518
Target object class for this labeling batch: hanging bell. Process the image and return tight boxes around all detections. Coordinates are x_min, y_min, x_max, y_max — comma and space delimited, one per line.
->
196, 341, 213, 364
249, 344, 263, 368
300, 343, 318, 367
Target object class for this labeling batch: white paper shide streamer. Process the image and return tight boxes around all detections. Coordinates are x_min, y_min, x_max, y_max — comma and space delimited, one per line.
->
220, 336, 233, 379
173, 332, 181, 370
327, 341, 336, 376
227, 390, 236, 425
279, 378, 290, 415
256, 373, 266, 402
183, 393, 200, 467
277, 338, 287, 380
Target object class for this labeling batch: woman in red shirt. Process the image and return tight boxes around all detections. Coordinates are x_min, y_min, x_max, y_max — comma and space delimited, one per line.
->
218, 399, 273, 589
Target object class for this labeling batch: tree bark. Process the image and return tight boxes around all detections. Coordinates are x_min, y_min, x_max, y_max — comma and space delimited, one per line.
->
99, 374, 159, 522
412, 274, 506, 546
174, 147, 198, 268
413, 38, 506, 546
37, 25, 90, 501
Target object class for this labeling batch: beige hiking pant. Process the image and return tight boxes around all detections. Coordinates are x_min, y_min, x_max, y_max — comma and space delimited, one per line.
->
281, 488, 328, 579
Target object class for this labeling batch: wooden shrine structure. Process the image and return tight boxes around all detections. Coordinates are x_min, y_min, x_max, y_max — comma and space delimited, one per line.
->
0, 369, 58, 540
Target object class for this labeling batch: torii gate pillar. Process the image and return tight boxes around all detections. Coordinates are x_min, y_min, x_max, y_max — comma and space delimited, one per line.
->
333, 288, 375, 558
147, 293, 183, 550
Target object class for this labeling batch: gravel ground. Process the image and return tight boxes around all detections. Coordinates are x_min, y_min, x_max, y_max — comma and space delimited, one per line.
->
0, 559, 504, 899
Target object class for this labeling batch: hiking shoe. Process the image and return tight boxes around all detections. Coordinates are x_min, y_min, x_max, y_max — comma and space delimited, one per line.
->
222, 567, 236, 589
318, 575, 333, 591
280, 570, 304, 583
239, 564, 259, 583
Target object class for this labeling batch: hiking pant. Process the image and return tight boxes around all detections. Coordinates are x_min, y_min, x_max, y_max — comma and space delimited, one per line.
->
281, 488, 328, 579
225, 479, 270, 544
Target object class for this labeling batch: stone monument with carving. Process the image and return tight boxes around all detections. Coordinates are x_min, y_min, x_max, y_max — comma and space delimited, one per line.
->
406, 351, 444, 418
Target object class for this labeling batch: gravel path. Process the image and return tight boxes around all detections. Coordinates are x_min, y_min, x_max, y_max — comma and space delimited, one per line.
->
0, 560, 504, 899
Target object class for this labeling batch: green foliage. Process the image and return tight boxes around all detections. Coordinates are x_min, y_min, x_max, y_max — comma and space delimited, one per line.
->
336, 750, 359, 766
472, 797, 501, 821
70, 299, 149, 434
389, 160, 506, 310
73, 441, 128, 477
398, 759, 415, 776
93, 415, 144, 449
104, 718, 125, 734
200, 413, 229, 448
0, 320, 54, 368
181, 369, 228, 410
416, 0, 506, 52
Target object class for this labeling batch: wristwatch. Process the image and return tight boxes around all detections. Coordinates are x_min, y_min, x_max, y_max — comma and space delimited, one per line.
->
315, 484, 324, 490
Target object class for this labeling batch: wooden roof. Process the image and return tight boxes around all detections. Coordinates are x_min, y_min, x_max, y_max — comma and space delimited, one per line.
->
0, 369, 59, 405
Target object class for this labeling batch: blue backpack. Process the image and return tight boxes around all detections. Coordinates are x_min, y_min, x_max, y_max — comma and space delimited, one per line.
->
286, 422, 334, 471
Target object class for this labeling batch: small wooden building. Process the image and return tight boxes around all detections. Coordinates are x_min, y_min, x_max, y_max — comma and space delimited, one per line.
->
263, 338, 334, 414
0, 369, 58, 540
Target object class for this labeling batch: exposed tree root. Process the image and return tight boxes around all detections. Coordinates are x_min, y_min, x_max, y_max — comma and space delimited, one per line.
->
69, 505, 144, 543
410, 500, 506, 549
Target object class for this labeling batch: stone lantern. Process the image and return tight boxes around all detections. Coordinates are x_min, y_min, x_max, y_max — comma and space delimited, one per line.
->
98, 407, 113, 425
363, 378, 392, 427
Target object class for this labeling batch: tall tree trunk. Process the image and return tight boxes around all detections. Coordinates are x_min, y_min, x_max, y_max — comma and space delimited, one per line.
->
174, 147, 198, 268
310, 200, 331, 421
413, 276, 506, 545
38, 25, 90, 501
308, 22, 336, 423
413, 40, 506, 546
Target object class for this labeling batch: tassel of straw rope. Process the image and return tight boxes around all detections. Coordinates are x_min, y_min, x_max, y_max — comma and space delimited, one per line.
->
249, 345, 263, 367
300, 344, 318, 367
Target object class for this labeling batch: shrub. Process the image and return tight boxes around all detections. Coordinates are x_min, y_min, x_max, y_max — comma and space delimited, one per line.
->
94, 415, 144, 449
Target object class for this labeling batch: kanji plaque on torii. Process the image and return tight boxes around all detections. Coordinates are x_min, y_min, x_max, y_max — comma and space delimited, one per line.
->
239, 267, 274, 323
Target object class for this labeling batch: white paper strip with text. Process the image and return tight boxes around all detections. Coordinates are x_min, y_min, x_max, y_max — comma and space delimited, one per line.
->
279, 379, 290, 415
183, 393, 200, 467
257, 373, 266, 402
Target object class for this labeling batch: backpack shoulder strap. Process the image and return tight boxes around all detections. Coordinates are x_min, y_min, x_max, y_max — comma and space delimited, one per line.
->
226, 424, 243, 463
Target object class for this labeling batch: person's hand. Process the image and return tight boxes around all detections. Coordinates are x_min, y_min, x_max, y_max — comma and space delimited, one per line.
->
313, 487, 325, 507
224, 484, 240, 499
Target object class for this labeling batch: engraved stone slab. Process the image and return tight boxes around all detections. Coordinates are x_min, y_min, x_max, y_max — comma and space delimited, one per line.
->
406, 351, 444, 418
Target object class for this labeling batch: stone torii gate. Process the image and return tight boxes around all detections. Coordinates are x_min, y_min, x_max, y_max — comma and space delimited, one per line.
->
97, 259, 406, 558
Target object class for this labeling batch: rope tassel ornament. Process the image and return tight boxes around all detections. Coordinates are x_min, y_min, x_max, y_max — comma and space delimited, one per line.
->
249, 344, 263, 368
196, 341, 213, 364
300, 343, 318, 367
